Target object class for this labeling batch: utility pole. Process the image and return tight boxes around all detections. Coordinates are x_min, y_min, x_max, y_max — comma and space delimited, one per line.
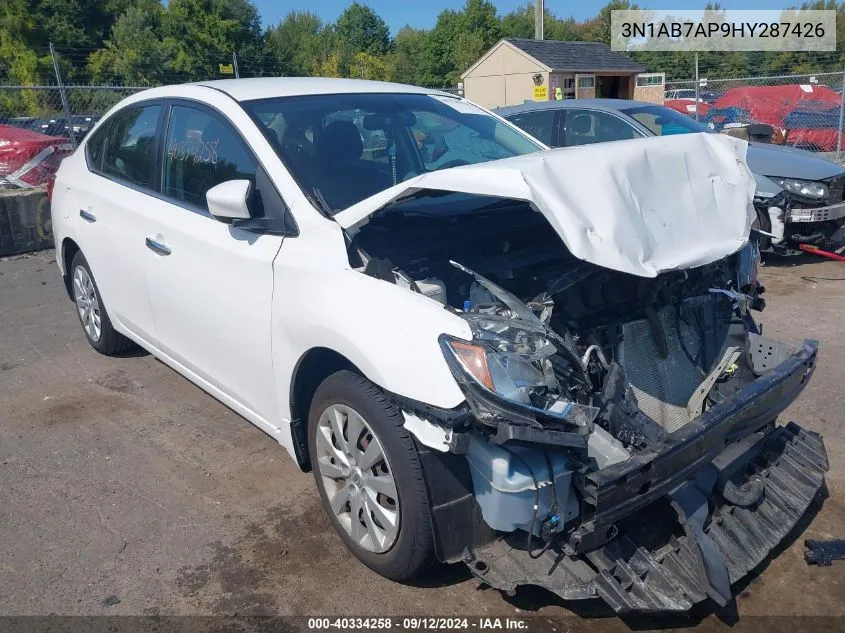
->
232, 51, 240, 78
49, 42, 76, 149
837, 61, 845, 160
534, 0, 543, 40
694, 52, 700, 122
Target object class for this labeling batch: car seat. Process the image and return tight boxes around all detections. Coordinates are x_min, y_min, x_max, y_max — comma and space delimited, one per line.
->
316, 120, 390, 210
567, 114, 593, 145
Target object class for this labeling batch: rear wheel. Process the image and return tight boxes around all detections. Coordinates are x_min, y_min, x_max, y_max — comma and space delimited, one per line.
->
308, 370, 434, 580
70, 251, 134, 355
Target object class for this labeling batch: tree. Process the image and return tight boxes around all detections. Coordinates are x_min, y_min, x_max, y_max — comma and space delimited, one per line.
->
0, 0, 50, 116
159, 0, 263, 81
314, 51, 344, 78
336, 2, 390, 56
88, 5, 167, 85
460, 0, 501, 48
353, 51, 391, 80
500, 3, 534, 38
266, 11, 328, 76
392, 27, 433, 85
579, 0, 635, 45
424, 9, 463, 87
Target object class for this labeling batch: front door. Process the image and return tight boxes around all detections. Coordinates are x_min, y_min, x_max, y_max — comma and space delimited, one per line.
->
143, 103, 284, 425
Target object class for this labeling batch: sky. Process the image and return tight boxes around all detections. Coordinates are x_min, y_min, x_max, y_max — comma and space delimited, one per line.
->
252, 0, 800, 34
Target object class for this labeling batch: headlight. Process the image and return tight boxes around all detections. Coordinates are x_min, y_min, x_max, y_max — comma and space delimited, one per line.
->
771, 177, 828, 199
441, 315, 597, 427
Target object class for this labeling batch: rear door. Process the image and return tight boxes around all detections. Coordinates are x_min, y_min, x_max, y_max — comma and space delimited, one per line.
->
559, 108, 645, 147
70, 102, 165, 345
142, 101, 285, 423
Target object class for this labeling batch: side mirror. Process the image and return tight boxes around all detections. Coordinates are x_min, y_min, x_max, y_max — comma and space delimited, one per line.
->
206, 179, 252, 221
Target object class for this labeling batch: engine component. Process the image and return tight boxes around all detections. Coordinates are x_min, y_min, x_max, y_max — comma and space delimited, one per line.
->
416, 277, 447, 304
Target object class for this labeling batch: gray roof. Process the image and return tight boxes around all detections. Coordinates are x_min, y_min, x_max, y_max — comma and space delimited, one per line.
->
495, 98, 648, 117
506, 38, 647, 73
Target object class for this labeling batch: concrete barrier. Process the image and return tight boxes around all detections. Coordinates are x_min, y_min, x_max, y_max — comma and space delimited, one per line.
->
0, 188, 53, 257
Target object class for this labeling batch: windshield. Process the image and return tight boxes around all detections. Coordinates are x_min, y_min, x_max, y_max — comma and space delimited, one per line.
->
622, 105, 712, 137
243, 93, 542, 215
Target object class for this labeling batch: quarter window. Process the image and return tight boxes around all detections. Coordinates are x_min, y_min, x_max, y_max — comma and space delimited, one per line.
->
162, 105, 257, 211
101, 105, 161, 188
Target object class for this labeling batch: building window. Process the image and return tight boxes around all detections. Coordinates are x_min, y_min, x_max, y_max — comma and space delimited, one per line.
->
636, 74, 664, 87
577, 76, 595, 89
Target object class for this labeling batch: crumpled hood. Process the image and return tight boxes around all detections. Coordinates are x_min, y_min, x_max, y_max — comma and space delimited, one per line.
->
335, 133, 757, 278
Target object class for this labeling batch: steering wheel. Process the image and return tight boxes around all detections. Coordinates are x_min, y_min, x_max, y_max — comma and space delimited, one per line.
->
438, 159, 470, 169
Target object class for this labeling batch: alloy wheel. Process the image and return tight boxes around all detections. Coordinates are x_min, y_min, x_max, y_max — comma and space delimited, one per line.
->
73, 265, 102, 342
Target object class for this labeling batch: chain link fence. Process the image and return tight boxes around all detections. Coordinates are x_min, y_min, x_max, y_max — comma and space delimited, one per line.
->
0, 85, 145, 138
0, 84, 146, 190
665, 70, 845, 159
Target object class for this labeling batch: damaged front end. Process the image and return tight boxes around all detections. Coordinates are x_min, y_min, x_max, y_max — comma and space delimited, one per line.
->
341, 135, 828, 613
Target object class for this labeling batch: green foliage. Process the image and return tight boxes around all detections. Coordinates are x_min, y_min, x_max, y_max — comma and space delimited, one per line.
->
392, 27, 432, 85
336, 2, 390, 56
265, 11, 329, 76
88, 5, 167, 85
160, 0, 263, 82
4, 0, 845, 102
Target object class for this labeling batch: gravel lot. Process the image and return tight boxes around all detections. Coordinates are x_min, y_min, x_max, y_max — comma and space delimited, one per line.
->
1, 249, 843, 628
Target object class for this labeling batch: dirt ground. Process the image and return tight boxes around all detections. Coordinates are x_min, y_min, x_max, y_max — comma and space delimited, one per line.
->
1, 249, 844, 629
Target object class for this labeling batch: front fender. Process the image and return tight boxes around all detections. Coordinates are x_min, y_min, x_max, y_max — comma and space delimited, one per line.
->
272, 231, 472, 422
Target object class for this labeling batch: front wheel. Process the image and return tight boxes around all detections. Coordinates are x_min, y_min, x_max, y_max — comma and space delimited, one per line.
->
308, 370, 434, 580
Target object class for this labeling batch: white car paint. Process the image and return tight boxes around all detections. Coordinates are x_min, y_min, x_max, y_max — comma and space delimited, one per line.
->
51, 79, 480, 462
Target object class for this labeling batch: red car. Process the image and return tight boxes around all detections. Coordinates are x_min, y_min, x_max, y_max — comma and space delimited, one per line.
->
0, 124, 72, 188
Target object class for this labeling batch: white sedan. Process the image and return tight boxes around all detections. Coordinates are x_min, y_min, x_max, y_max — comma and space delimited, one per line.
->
52, 78, 826, 613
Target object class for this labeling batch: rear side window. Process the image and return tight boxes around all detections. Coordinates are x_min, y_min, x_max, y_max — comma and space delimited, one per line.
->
162, 105, 257, 211
563, 109, 641, 147
101, 105, 161, 188
506, 110, 556, 146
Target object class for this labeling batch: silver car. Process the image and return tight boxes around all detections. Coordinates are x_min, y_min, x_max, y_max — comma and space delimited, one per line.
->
497, 99, 845, 253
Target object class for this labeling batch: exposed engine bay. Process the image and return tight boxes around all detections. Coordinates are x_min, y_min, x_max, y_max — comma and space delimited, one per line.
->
347, 191, 828, 612
350, 193, 767, 450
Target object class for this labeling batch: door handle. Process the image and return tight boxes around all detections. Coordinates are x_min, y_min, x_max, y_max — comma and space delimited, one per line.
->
145, 237, 172, 256
79, 210, 96, 223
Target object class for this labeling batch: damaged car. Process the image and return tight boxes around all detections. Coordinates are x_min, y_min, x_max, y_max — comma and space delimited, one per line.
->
51, 79, 827, 614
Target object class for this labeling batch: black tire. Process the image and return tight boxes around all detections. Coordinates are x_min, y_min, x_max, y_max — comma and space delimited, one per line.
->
308, 370, 434, 580
69, 251, 134, 355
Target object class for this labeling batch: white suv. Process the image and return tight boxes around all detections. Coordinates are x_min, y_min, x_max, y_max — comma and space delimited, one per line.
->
52, 78, 826, 614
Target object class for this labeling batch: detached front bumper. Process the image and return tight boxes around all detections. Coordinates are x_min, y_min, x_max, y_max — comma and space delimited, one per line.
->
466, 340, 829, 613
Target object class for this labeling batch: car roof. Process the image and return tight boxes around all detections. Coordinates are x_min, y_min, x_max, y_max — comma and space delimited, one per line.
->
495, 98, 654, 116
189, 77, 454, 102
